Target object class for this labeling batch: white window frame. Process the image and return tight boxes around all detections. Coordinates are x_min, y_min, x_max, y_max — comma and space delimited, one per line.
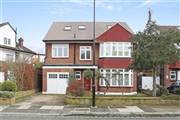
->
100, 42, 131, 58
52, 44, 69, 58
48, 72, 69, 79
75, 71, 81, 80
4, 37, 7, 45
99, 69, 133, 87
80, 46, 92, 60
170, 71, 176, 80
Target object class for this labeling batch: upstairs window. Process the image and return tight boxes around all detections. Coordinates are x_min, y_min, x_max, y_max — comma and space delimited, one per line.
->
100, 42, 131, 57
80, 46, 91, 60
4, 37, 7, 44
52, 44, 69, 58
4, 37, 11, 45
64, 26, 72, 31
78, 25, 86, 30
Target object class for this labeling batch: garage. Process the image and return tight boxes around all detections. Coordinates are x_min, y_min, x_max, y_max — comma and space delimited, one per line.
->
47, 72, 69, 94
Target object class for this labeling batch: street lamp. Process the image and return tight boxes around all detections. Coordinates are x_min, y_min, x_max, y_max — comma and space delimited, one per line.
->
92, 0, 96, 107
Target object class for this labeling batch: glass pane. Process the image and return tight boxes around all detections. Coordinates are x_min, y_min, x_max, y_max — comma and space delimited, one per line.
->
49, 74, 57, 78
118, 74, 123, 85
81, 50, 85, 59
64, 47, 68, 56
53, 48, 57, 56
86, 50, 91, 59
58, 48, 62, 56
124, 74, 129, 85
112, 74, 117, 85
112, 43, 117, 56
100, 44, 104, 56
100, 78, 104, 86
105, 44, 111, 56
118, 43, 123, 56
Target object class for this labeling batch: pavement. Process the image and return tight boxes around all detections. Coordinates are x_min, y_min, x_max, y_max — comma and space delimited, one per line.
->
0, 94, 180, 117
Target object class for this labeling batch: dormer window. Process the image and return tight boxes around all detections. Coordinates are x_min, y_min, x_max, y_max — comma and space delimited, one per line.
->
107, 25, 112, 29
78, 25, 86, 30
64, 26, 72, 31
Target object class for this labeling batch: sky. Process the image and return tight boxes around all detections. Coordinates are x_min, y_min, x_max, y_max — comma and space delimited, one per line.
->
0, 0, 180, 54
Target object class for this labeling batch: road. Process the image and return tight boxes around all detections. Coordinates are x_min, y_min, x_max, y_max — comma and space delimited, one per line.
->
0, 114, 179, 120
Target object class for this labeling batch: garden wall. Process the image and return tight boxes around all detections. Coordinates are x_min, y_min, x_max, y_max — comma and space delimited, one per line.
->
65, 96, 180, 107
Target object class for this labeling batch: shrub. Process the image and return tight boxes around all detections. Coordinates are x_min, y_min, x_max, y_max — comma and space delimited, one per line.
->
67, 80, 84, 97
156, 85, 169, 96
84, 69, 93, 80
0, 83, 2, 90
1, 81, 17, 92
0, 91, 15, 98
175, 88, 180, 95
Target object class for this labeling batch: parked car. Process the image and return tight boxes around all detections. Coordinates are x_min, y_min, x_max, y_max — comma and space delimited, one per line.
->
167, 81, 180, 93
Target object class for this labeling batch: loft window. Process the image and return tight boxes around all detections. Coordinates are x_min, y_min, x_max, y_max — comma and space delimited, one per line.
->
64, 26, 72, 31
78, 25, 86, 30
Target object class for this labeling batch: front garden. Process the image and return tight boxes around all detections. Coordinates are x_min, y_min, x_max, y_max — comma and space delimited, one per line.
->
0, 80, 35, 105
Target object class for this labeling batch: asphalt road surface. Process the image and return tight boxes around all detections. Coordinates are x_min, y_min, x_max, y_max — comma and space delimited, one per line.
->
0, 114, 179, 120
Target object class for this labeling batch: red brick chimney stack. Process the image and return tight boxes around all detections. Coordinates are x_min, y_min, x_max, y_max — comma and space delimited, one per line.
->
18, 37, 24, 47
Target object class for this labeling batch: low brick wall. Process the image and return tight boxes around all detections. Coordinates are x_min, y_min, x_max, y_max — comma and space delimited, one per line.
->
0, 90, 36, 105
0, 97, 15, 105
15, 89, 36, 100
65, 96, 180, 107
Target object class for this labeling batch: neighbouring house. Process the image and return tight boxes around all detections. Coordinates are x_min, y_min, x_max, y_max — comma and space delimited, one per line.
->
158, 25, 180, 87
32, 53, 45, 64
42, 22, 137, 95
0, 22, 36, 83
140, 25, 180, 90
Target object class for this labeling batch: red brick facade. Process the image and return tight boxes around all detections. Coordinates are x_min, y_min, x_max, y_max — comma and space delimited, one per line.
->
43, 23, 137, 95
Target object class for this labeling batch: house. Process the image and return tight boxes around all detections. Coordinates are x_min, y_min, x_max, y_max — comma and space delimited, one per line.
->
0, 22, 36, 83
32, 53, 45, 64
158, 25, 180, 87
42, 22, 137, 95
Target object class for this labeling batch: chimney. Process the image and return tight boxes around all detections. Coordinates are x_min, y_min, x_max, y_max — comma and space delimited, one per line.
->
18, 37, 24, 47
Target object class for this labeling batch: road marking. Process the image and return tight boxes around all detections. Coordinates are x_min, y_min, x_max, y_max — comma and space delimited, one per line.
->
40, 105, 64, 110
52, 106, 64, 110
17, 105, 31, 109
126, 106, 144, 113
0, 106, 8, 111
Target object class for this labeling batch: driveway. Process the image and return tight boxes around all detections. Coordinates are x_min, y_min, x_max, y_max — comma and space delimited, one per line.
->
16, 94, 65, 106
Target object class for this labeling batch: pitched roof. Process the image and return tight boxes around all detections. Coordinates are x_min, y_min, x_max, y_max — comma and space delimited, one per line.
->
0, 44, 36, 55
0, 22, 16, 33
158, 25, 180, 32
43, 22, 133, 41
17, 45, 36, 54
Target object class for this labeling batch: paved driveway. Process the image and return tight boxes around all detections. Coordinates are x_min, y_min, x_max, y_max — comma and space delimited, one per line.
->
16, 94, 65, 106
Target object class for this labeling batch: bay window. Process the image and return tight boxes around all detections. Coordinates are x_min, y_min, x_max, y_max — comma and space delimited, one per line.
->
100, 42, 131, 57
52, 44, 69, 58
100, 69, 133, 87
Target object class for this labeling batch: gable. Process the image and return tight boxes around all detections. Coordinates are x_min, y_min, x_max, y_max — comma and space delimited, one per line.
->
96, 24, 132, 42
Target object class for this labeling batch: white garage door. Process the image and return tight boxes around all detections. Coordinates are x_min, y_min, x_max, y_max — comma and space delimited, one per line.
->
47, 72, 69, 94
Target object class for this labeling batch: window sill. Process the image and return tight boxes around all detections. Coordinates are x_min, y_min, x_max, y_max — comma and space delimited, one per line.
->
99, 85, 133, 88
52, 57, 69, 59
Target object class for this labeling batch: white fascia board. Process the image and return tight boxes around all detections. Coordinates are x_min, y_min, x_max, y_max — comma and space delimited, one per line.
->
43, 65, 98, 69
